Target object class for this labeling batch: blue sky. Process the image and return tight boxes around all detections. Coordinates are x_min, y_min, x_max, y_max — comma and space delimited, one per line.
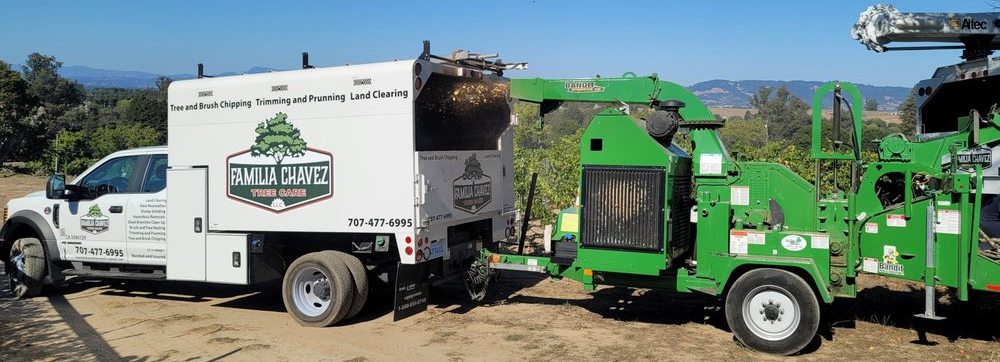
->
1, 1, 995, 86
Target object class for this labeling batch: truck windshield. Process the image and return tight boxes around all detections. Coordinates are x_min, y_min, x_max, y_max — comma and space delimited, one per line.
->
414, 73, 510, 151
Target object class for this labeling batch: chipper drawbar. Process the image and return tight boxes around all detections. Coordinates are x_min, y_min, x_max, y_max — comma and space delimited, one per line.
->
471, 8, 1000, 352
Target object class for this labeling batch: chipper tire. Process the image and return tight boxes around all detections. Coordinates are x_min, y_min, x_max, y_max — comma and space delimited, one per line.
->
329, 251, 369, 320
8, 237, 46, 299
725, 268, 819, 355
282, 251, 354, 327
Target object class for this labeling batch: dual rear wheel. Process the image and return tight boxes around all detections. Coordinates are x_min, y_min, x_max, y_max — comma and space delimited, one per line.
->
282, 250, 370, 327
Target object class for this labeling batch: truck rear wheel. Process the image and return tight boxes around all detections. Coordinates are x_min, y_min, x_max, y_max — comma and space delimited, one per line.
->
725, 268, 819, 355
8, 237, 46, 299
329, 251, 369, 320
282, 251, 354, 327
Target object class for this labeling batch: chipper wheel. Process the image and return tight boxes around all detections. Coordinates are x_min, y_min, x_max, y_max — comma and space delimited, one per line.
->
282, 251, 354, 327
725, 268, 819, 355
328, 251, 369, 320
7, 237, 47, 299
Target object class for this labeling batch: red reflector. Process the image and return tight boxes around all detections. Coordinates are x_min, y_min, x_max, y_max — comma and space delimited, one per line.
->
405, 246, 413, 255
986, 284, 1000, 291
417, 238, 423, 247
405, 236, 412, 244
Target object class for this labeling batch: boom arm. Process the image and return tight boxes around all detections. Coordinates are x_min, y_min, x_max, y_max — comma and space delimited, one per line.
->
852, 5, 1000, 60
510, 73, 716, 122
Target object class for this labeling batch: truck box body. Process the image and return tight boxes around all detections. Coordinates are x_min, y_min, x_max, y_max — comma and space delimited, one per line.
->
167, 59, 514, 281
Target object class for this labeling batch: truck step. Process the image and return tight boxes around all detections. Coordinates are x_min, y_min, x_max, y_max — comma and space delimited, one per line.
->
62, 268, 166, 281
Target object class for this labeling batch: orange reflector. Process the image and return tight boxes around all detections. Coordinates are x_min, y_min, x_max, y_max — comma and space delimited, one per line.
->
986, 284, 1000, 292
583, 269, 593, 276
490, 255, 500, 263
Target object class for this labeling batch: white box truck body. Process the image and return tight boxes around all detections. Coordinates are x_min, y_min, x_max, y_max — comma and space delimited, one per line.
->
1, 48, 518, 324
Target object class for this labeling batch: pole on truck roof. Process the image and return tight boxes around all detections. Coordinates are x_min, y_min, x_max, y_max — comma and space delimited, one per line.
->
197, 64, 213, 79
302, 52, 315, 69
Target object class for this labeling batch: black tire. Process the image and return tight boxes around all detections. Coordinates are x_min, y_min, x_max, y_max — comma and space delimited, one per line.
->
329, 251, 369, 321
282, 251, 354, 327
8, 237, 46, 298
725, 268, 820, 355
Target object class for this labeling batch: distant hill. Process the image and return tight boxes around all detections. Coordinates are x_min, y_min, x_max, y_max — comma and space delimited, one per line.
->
27, 65, 281, 89
18, 63, 912, 111
688, 80, 911, 111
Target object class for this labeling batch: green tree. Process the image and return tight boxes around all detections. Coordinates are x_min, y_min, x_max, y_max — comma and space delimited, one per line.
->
897, 93, 917, 137
864, 98, 879, 112
251, 112, 307, 164
0, 61, 34, 167
123, 90, 167, 137
750, 85, 810, 148
22, 53, 83, 106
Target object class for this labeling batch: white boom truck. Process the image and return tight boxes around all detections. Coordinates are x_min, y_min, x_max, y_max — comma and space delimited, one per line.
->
0, 43, 523, 326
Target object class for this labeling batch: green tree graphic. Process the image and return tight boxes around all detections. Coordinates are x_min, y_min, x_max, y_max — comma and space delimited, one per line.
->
250, 112, 307, 164
87, 205, 103, 217
462, 154, 485, 180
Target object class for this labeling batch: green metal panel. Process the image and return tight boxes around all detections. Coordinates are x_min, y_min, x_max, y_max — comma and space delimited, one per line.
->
510, 74, 716, 122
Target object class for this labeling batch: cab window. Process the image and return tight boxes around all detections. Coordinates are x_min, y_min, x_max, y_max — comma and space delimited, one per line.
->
80, 156, 139, 195
142, 155, 167, 193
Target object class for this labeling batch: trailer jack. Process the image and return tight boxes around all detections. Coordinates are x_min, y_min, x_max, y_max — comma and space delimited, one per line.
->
915, 205, 945, 321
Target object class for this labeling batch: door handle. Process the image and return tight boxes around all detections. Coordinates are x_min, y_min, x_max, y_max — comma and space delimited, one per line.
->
109, 206, 123, 214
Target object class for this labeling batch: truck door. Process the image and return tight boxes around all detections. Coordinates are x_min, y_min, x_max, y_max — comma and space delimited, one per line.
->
60, 155, 141, 263
125, 154, 168, 265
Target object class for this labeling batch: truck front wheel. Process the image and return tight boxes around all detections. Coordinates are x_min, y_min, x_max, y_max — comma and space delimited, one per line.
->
282, 251, 354, 327
8, 237, 46, 298
725, 268, 819, 355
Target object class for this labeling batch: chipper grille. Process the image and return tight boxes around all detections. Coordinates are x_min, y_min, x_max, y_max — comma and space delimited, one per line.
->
580, 166, 665, 252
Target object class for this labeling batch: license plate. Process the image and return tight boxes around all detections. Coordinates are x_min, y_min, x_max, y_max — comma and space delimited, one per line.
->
957, 148, 992, 166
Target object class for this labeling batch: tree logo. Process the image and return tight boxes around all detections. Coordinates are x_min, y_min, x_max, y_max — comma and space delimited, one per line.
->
80, 205, 110, 234
227, 112, 333, 213
452, 154, 492, 214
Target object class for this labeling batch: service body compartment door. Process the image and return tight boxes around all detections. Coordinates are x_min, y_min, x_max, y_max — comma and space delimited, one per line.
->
205, 233, 248, 284
416, 150, 503, 227
166, 167, 208, 281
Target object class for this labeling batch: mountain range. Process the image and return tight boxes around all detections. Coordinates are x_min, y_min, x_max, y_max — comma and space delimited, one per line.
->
23, 64, 913, 111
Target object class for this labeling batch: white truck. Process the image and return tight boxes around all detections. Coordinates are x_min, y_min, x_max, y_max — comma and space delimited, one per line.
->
0, 44, 520, 326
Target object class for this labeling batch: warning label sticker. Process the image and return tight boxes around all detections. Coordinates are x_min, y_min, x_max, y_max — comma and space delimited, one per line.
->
865, 223, 879, 234
811, 234, 829, 249
935, 209, 961, 235
699, 153, 723, 175
731, 186, 750, 206
863, 257, 878, 273
886, 214, 906, 227
729, 230, 748, 254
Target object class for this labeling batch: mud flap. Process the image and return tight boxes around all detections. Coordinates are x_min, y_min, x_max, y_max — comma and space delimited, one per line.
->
393, 262, 430, 321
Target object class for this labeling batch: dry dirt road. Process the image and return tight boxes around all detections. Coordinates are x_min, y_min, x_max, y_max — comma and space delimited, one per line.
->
2, 176, 999, 361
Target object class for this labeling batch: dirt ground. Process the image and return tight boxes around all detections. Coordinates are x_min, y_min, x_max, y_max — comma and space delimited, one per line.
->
2, 177, 1000, 361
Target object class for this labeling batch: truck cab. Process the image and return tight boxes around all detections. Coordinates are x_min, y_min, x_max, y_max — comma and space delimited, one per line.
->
2, 147, 168, 286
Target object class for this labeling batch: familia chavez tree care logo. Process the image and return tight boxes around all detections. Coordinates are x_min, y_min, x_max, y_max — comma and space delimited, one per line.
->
227, 112, 333, 213
81, 205, 110, 234
453, 154, 492, 214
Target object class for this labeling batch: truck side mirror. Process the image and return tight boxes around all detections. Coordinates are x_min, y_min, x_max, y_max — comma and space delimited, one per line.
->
46, 174, 66, 199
